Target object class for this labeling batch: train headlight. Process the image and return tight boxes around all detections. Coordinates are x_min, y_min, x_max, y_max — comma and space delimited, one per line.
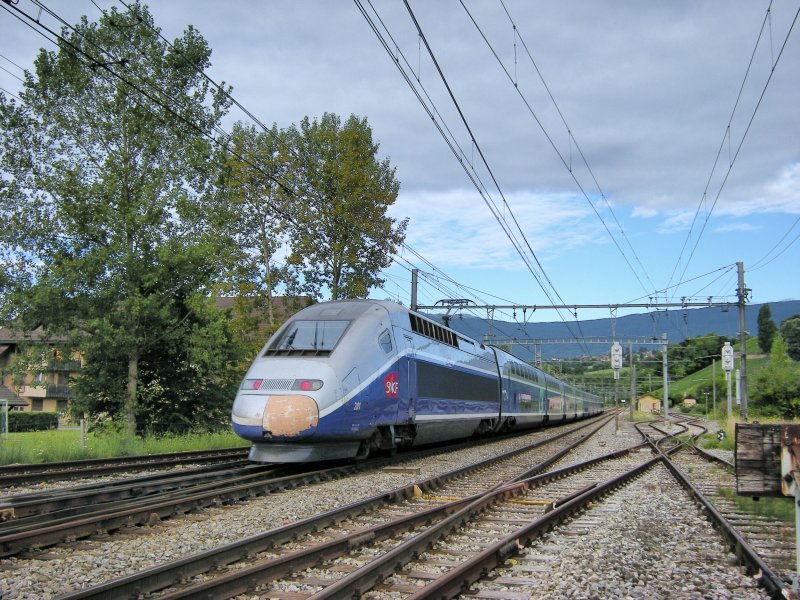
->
241, 379, 264, 390
291, 379, 323, 392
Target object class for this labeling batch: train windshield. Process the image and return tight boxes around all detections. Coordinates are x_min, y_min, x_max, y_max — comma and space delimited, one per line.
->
268, 320, 350, 353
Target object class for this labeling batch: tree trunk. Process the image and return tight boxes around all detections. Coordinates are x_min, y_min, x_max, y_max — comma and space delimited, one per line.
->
331, 263, 340, 300
125, 352, 138, 436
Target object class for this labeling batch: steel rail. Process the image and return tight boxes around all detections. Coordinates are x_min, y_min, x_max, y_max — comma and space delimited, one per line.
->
4, 415, 609, 559
659, 452, 787, 598
0, 464, 282, 533
410, 416, 787, 600
130, 417, 624, 600
0, 460, 262, 520
313, 455, 662, 599
0, 447, 250, 486
56, 415, 615, 599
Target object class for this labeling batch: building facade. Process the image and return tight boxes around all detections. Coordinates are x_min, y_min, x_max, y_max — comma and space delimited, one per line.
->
0, 327, 81, 414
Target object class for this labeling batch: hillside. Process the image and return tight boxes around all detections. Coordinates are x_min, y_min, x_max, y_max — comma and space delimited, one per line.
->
665, 337, 768, 405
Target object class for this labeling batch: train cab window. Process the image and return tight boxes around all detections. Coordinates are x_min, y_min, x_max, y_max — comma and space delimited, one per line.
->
266, 320, 350, 355
378, 329, 394, 354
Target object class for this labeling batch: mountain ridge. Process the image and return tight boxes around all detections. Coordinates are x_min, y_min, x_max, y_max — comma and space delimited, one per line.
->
426, 300, 800, 361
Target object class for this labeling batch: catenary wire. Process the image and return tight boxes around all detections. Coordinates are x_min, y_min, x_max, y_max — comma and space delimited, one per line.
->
8, 0, 503, 325
668, 1, 800, 298
749, 214, 800, 271
356, 0, 559, 308
395, 0, 591, 352
464, 0, 656, 297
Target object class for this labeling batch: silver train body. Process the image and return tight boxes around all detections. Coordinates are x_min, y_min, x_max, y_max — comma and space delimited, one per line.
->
231, 300, 604, 462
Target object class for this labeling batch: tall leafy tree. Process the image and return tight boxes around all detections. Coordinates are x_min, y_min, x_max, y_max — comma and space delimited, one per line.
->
756, 304, 777, 354
286, 113, 407, 300
215, 122, 292, 348
780, 315, 800, 361
751, 335, 800, 418
0, 3, 232, 434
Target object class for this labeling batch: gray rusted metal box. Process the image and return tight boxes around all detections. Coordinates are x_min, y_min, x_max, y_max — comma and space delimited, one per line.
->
735, 423, 783, 498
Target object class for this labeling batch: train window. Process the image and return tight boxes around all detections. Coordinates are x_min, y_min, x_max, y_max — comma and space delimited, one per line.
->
268, 320, 349, 353
378, 330, 393, 354
409, 313, 458, 348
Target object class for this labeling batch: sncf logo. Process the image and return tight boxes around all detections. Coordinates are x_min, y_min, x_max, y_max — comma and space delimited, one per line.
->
384, 372, 399, 398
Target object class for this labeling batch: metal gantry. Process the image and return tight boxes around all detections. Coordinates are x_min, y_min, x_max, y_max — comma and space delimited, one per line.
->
409, 262, 751, 420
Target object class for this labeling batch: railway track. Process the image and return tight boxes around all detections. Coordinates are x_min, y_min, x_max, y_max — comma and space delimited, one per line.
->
464, 462, 768, 600
673, 417, 796, 587
0, 416, 610, 560
0, 461, 279, 525
138, 415, 776, 600
7, 411, 790, 598
53, 414, 617, 599
0, 447, 250, 487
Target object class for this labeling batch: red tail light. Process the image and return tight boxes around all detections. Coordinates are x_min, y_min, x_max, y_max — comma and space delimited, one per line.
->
292, 379, 323, 391
241, 379, 264, 390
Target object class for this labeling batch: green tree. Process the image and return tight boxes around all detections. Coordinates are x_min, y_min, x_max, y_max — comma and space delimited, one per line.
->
653, 334, 731, 379
216, 122, 292, 330
286, 113, 408, 300
70, 252, 240, 433
780, 315, 800, 361
751, 335, 800, 418
757, 304, 777, 354
0, 3, 232, 434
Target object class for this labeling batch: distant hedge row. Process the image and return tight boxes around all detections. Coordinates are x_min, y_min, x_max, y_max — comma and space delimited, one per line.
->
8, 412, 60, 432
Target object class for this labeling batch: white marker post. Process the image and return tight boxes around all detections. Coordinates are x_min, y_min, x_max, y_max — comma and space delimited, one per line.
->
721, 342, 734, 420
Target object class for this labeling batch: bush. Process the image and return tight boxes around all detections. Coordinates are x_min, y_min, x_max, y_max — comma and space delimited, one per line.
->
9, 411, 60, 432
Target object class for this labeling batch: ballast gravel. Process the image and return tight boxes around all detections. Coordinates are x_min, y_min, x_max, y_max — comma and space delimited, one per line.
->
471, 463, 769, 599
0, 417, 645, 599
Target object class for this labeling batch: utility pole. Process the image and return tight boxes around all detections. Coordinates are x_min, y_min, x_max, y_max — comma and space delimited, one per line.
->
712, 358, 717, 417
411, 268, 418, 312
737, 262, 749, 421
662, 333, 669, 418
629, 341, 635, 419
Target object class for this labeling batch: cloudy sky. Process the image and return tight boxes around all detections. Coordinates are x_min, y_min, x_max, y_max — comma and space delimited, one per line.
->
2, 1, 798, 323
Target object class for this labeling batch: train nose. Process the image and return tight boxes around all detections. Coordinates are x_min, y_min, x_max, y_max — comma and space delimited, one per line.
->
261, 394, 319, 438
232, 391, 320, 440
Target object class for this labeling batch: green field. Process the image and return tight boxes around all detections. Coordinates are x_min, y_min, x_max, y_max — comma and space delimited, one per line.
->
666, 337, 768, 404
0, 429, 249, 465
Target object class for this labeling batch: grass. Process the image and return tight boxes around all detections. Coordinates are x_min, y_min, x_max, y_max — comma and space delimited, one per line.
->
697, 414, 799, 452
0, 428, 249, 465
717, 486, 794, 524
630, 411, 658, 422
697, 417, 737, 451
660, 336, 769, 404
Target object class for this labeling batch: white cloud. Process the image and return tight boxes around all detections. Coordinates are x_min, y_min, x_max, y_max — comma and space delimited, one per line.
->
655, 210, 699, 234
631, 206, 660, 218
713, 222, 761, 233
714, 163, 800, 217
390, 188, 607, 270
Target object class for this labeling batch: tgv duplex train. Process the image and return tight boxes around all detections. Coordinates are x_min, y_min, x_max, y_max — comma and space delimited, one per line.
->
232, 300, 603, 462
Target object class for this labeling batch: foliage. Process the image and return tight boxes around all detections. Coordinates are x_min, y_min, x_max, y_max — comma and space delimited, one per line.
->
750, 335, 800, 419
285, 113, 407, 300
215, 121, 293, 332
699, 431, 734, 451
0, 340, 54, 391
631, 411, 658, 423
757, 304, 777, 354
717, 487, 793, 523
0, 3, 234, 435
70, 290, 241, 434
8, 411, 60, 432
680, 401, 709, 416
780, 314, 800, 361
653, 334, 733, 380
